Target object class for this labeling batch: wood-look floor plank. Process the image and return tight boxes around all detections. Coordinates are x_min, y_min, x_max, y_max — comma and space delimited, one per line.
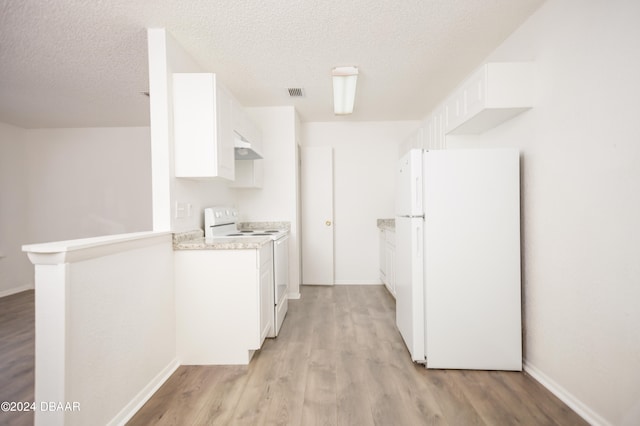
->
262, 341, 310, 426
385, 349, 450, 425
366, 355, 422, 425
190, 366, 251, 426
423, 369, 487, 425
300, 348, 337, 425
489, 370, 590, 426
128, 365, 221, 425
228, 340, 284, 425
0, 290, 34, 426
476, 370, 565, 425
335, 349, 376, 426
447, 369, 528, 425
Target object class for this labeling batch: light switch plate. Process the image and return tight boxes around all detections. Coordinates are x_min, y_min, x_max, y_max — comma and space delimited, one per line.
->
175, 202, 187, 219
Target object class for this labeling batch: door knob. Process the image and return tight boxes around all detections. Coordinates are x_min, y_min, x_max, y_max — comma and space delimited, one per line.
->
325, 220, 332, 226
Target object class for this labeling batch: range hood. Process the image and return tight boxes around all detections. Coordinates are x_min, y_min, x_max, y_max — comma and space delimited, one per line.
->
234, 132, 262, 160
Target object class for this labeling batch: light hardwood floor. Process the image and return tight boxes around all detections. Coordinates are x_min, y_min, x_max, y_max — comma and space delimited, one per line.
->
0, 290, 35, 426
128, 285, 588, 426
0, 286, 587, 425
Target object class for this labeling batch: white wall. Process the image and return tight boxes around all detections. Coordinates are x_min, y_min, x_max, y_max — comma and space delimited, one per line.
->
235, 106, 301, 297
67, 239, 176, 425
1, 124, 151, 296
25, 127, 152, 244
0, 122, 32, 296
446, 0, 640, 424
301, 121, 418, 284
147, 29, 235, 233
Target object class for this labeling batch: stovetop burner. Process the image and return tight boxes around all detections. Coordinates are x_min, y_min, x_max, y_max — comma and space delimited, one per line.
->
225, 232, 273, 237
204, 206, 288, 240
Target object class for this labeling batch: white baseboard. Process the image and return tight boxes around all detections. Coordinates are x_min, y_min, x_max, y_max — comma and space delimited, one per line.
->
523, 360, 610, 426
288, 292, 301, 300
334, 280, 383, 286
0, 284, 35, 298
108, 358, 180, 426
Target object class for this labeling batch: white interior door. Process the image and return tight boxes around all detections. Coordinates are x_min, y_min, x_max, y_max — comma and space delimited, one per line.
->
301, 146, 334, 285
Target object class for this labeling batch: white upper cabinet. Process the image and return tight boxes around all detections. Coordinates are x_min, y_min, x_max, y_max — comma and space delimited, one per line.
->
445, 62, 533, 135
432, 106, 446, 149
422, 106, 446, 151
172, 73, 235, 180
444, 89, 465, 135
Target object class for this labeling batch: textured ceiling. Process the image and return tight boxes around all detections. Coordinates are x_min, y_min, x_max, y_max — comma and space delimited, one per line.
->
0, 0, 544, 128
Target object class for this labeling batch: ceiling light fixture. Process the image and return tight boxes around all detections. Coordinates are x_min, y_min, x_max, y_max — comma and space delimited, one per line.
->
332, 66, 358, 115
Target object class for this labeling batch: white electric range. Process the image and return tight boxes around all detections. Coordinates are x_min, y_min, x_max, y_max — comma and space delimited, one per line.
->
204, 206, 289, 337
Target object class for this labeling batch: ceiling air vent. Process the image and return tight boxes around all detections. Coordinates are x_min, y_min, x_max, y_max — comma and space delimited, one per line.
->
287, 88, 305, 97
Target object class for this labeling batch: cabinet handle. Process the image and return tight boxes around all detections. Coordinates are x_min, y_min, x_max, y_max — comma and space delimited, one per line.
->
325, 220, 332, 226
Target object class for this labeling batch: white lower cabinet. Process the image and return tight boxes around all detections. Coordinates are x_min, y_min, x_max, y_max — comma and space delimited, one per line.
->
380, 228, 396, 297
259, 245, 274, 342
175, 243, 273, 365
385, 230, 396, 296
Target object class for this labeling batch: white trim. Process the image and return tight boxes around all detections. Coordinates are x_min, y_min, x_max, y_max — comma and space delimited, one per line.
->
0, 284, 34, 298
287, 292, 301, 300
22, 231, 171, 265
334, 280, 383, 286
108, 358, 180, 426
524, 360, 610, 426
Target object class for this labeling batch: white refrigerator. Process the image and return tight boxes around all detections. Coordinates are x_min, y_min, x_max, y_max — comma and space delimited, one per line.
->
395, 148, 522, 370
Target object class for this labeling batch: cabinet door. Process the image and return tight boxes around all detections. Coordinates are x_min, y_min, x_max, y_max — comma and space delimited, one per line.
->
423, 117, 434, 150
432, 107, 445, 150
385, 231, 396, 296
173, 73, 234, 180
259, 245, 274, 343
215, 84, 235, 180
444, 91, 465, 134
